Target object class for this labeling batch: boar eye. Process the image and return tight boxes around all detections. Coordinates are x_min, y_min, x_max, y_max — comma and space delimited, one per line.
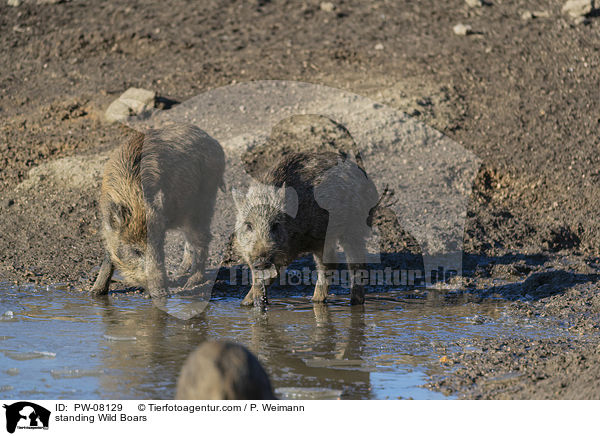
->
270, 222, 281, 234
243, 221, 253, 232
132, 247, 143, 257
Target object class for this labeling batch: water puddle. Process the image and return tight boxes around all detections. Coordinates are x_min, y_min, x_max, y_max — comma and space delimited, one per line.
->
0, 283, 573, 400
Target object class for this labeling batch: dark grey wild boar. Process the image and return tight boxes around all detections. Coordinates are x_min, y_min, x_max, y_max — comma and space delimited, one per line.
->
91, 124, 225, 299
233, 151, 379, 306
175, 341, 276, 400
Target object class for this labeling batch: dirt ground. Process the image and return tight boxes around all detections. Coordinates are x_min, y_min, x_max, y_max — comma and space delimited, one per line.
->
1, 0, 600, 399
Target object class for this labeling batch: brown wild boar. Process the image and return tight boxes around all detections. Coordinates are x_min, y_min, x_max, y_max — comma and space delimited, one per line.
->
91, 124, 225, 299
175, 341, 276, 400
233, 151, 379, 306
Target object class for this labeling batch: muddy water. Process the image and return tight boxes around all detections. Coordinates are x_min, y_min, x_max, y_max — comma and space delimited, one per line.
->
0, 283, 571, 400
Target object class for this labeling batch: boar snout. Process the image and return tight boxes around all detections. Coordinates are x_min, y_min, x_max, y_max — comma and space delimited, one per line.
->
252, 257, 274, 271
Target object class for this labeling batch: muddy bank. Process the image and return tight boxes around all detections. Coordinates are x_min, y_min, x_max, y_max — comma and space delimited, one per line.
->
427, 279, 600, 399
1, 0, 600, 399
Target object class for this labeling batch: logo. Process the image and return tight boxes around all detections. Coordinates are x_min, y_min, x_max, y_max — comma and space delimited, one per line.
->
3, 402, 50, 434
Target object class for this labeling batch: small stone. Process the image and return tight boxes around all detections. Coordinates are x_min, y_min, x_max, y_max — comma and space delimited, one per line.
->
533, 10, 551, 18
7, 0, 21, 7
465, 0, 483, 7
562, 0, 593, 17
320, 2, 335, 12
521, 10, 533, 20
453, 23, 473, 36
471, 315, 485, 325
374, 43, 384, 51
2, 198, 14, 208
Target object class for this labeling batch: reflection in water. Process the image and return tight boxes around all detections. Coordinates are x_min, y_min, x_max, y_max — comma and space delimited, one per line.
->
0, 284, 571, 400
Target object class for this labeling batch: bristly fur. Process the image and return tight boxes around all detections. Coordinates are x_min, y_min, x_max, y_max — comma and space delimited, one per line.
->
101, 130, 147, 245
176, 341, 276, 400
233, 182, 294, 230
233, 151, 379, 306
92, 124, 225, 297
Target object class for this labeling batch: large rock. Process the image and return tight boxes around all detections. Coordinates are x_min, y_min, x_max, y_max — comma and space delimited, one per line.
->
562, 0, 594, 17
105, 87, 156, 123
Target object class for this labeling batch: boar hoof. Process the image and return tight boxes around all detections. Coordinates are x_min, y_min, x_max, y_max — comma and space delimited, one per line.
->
241, 294, 255, 306
311, 294, 328, 304
241, 290, 268, 307
350, 294, 365, 305
183, 273, 204, 290
253, 294, 268, 307
148, 288, 169, 299
311, 284, 329, 303
90, 286, 109, 297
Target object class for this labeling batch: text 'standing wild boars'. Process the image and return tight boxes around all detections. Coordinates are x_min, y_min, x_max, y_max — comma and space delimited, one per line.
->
233, 151, 379, 306
175, 341, 276, 400
91, 124, 225, 299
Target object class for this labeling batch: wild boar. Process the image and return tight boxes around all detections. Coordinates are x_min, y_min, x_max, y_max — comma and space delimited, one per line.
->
175, 341, 276, 400
91, 123, 224, 299
233, 151, 379, 306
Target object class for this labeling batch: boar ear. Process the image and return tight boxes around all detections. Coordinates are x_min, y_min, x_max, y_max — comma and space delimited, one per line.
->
280, 183, 298, 218
231, 188, 244, 211
278, 182, 287, 202
108, 202, 129, 229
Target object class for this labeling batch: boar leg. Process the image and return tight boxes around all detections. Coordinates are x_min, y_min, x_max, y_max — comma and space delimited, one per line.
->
242, 268, 277, 306
90, 251, 114, 295
341, 240, 366, 305
175, 240, 194, 279
183, 231, 209, 290
312, 248, 335, 303
145, 203, 168, 299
